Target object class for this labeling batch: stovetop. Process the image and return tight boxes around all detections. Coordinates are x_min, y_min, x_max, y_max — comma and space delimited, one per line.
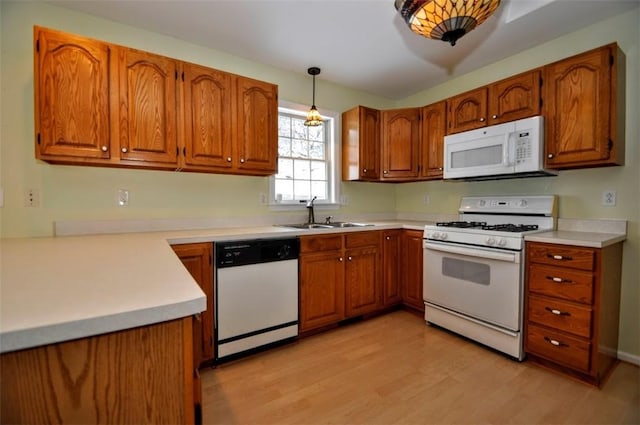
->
424, 195, 557, 251
436, 221, 539, 233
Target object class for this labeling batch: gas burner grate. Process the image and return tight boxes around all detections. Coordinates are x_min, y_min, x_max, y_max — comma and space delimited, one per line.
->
481, 224, 539, 232
436, 221, 487, 228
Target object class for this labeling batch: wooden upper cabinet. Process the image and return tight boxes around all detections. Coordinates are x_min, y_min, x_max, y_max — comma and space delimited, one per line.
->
34, 27, 112, 161
446, 87, 487, 134
381, 108, 421, 180
235, 77, 278, 174
420, 101, 446, 180
342, 106, 381, 181
116, 47, 179, 166
543, 44, 624, 169
181, 62, 234, 171
488, 70, 541, 125
447, 70, 541, 134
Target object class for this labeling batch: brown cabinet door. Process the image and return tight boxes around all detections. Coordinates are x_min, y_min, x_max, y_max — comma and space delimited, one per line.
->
342, 106, 381, 181
117, 47, 178, 166
236, 76, 278, 174
382, 230, 402, 307
171, 243, 214, 363
181, 62, 234, 171
488, 70, 541, 125
381, 108, 421, 180
34, 27, 112, 160
402, 230, 424, 312
544, 45, 615, 168
345, 245, 381, 317
446, 87, 487, 134
300, 250, 345, 331
421, 101, 446, 179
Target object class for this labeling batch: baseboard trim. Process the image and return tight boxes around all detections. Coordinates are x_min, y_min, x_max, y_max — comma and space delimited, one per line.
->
618, 350, 640, 366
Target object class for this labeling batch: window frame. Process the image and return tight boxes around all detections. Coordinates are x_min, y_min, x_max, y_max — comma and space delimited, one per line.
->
269, 100, 341, 210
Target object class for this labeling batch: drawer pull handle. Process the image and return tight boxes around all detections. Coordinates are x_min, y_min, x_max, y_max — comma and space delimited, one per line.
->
546, 275, 573, 284
548, 254, 573, 261
545, 307, 570, 316
544, 337, 568, 347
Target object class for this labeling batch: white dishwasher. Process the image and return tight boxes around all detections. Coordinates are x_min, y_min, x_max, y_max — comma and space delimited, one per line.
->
215, 237, 299, 361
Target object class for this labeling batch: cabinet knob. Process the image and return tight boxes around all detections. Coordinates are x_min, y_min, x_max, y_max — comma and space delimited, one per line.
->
240, 158, 245, 163
386, 236, 390, 240
383, 170, 388, 174
339, 257, 343, 262
439, 167, 443, 171
479, 117, 486, 122
544, 337, 567, 347
121, 147, 128, 153
227, 157, 232, 162
547, 153, 554, 159
363, 168, 367, 173
348, 256, 352, 261
492, 114, 498, 119
101, 146, 108, 152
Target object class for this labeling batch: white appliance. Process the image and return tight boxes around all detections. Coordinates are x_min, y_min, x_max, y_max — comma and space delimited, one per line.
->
423, 195, 557, 360
444, 116, 557, 180
215, 238, 299, 361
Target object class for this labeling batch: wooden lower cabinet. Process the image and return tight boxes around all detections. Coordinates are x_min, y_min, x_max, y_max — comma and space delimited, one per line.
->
402, 230, 425, 313
524, 241, 623, 386
299, 232, 382, 332
382, 230, 403, 307
172, 243, 214, 364
0, 317, 199, 424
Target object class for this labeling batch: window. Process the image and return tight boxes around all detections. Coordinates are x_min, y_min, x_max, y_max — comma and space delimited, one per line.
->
271, 102, 339, 206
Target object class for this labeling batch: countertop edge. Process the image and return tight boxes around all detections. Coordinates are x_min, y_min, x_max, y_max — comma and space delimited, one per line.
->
524, 231, 627, 248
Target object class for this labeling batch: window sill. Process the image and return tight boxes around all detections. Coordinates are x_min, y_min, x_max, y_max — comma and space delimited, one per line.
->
268, 202, 341, 212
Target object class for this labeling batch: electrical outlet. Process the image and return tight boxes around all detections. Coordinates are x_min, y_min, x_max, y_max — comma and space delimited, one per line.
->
259, 192, 268, 205
602, 190, 616, 206
118, 189, 129, 206
423, 194, 430, 205
24, 189, 40, 207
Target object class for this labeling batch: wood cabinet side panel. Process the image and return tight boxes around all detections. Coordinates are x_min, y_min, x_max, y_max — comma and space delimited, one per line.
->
0, 319, 190, 424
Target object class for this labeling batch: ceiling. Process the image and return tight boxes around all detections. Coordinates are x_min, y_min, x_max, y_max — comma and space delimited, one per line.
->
46, 0, 638, 100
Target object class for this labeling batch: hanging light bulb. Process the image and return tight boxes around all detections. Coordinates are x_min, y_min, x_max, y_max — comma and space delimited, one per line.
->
304, 67, 322, 127
395, 0, 501, 46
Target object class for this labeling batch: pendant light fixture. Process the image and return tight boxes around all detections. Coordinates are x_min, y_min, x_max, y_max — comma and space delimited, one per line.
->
304, 67, 322, 127
395, 0, 501, 46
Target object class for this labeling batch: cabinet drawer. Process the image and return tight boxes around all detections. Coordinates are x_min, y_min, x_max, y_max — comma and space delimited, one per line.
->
527, 243, 595, 271
529, 264, 594, 304
526, 324, 591, 373
345, 231, 380, 248
300, 235, 343, 253
527, 295, 592, 339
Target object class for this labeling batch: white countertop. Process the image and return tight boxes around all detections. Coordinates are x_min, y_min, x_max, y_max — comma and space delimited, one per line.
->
524, 218, 627, 248
0, 221, 429, 354
524, 230, 626, 248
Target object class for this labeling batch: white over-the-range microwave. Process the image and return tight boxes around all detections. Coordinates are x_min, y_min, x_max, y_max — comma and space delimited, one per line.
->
443, 116, 557, 181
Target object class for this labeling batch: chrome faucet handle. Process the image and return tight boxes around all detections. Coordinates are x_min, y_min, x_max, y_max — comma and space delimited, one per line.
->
306, 196, 317, 207
325, 216, 333, 224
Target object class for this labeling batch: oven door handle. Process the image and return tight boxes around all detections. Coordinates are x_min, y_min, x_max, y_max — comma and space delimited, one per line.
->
424, 241, 519, 263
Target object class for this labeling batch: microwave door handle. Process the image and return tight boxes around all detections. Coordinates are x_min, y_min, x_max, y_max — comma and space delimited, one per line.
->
506, 132, 517, 167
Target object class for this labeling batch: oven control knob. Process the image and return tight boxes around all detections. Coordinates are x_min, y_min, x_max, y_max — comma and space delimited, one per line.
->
432, 231, 441, 240
519, 199, 528, 207
497, 238, 507, 247
486, 237, 496, 246
440, 232, 448, 240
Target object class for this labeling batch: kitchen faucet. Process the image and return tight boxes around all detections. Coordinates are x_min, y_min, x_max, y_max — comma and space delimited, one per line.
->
306, 196, 317, 224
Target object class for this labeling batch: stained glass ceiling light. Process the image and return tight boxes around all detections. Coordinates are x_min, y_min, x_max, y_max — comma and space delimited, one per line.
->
395, 0, 501, 46
304, 67, 322, 127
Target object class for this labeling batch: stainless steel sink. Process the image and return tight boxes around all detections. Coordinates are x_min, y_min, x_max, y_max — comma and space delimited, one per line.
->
277, 222, 373, 230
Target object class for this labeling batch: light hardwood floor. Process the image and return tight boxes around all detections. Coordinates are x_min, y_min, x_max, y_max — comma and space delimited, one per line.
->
202, 311, 639, 424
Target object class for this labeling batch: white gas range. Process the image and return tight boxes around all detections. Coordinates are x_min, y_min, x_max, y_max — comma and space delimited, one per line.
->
423, 195, 557, 360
